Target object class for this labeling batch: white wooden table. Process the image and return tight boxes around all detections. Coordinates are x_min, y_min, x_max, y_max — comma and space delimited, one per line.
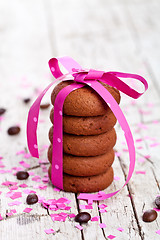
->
0, 0, 160, 239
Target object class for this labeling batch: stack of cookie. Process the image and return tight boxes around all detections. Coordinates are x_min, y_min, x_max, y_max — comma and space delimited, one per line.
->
48, 81, 121, 193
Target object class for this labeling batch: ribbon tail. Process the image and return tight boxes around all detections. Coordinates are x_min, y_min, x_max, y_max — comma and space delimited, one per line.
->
27, 80, 58, 158
78, 81, 135, 200
51, 82, 84, 189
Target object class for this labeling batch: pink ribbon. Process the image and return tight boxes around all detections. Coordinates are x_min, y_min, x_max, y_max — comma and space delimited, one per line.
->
27, 56, 148, 201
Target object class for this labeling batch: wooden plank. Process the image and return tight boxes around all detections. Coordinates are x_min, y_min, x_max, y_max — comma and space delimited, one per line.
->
0, 1, 81, 239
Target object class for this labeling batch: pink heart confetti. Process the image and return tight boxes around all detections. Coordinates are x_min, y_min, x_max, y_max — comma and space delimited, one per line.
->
23, 189, 36, 194
107, 235, 116, 239
91, 216, 100, 221
8, 201, 22, 206
19, 161, 30, 168
44, 229, 55, 234
0, 214, 3, 221
19, 183, 28, 188
99, 209, 107, 213
99, 223, 106, 228
138, 157, 145, 163
16, 150, 25, 155
135, 171, 146, 175
68, 214, 76, 218
98, 204, 108, 209
117, 227, 124, 232
10, 192, 22, 200
156, 230, 160, 235
114, 176, 120, 181
75, 224, 83, 230
23, 208, 32, 213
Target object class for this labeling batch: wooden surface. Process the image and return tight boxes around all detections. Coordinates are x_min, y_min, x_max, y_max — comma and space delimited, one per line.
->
0, 0, 160, 239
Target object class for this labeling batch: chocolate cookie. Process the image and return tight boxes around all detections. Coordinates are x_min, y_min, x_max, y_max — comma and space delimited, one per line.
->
48, 145, 114, 176
48, 165, 114, 193
51, 81, 120, 116
49, 127, 116, 156
50, 108, 117, 135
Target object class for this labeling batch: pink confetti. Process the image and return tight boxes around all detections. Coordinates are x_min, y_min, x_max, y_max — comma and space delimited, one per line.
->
6, 212, 13, 217
53, 187, 60, 192
99, 223, 106, 228
98, 204, 108, 209
144, 155, 151, 159
0, 116, 4, 121
138, 157, 145, 163
10, 192, 22, 200
79, 204, 93, 210
23, 153, 31, 159
9, 185, 18, 190
44, 229, 55, 234
91, 216, 100, 221
114, 176, 120, 181
75, 224, 83, 230
16, 150, 25, 155
8, 201, 22, 206
32, 176, 41, 182
68, 214, 76, 218
115, 152, 121, 157
122, 148, 128, 152
0, 214, 3, 221
2, 181, 17, 186
56, 197, 70, 204
107, 235, 116, 239
117, 227, 124, 232
137, 123, 148, 130
23, 208, 32, 213
137, 146, 143, 149
139, 109, 151, 115
64, 206, 71, 210
156, 230, 160, 235
11, 209, 17, 213
19, 183, 28, 188
28, 171, 35, 176
19, 161, 30, 168
23, 189, 36, 194
135, 138, 143, 142
150, 143, 160, 147
135, 171, 146, 175
153, 120, 159, 124
99, 209, 107, 213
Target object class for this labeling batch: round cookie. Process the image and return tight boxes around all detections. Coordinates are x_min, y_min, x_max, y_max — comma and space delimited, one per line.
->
50, 108, 117, 135
49, 127, 117, 156
48, 165, 114, 193
51, 80, 121, 116
48, 145, 115, 176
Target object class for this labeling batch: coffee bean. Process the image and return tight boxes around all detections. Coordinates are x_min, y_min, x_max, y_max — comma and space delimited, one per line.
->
26, 193, 38, 205
16, 171, 29, 180
40, 103, 50, 109
23, 98, 31, 104
7, 126, 20, 135
155, 196, 160, 209
75, 212, 91, 223
0, 108, 6, 115
142, 209, 157, 222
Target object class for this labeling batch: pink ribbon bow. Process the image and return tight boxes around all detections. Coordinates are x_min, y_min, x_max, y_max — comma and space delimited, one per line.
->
27, 56, 148, 201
